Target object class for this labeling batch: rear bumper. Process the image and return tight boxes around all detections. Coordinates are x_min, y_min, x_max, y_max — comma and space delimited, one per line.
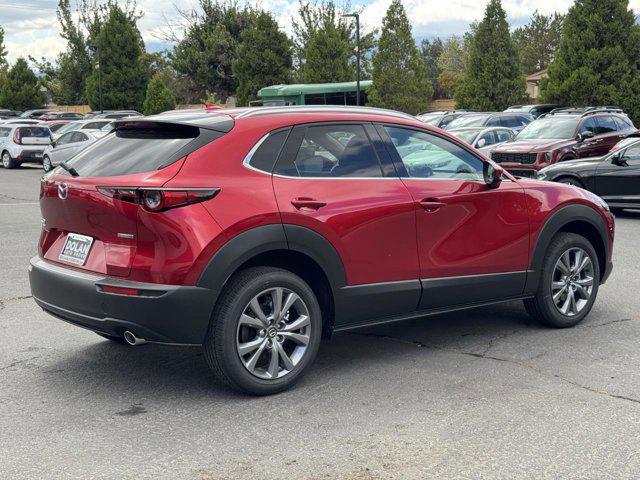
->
28, 256, 216, 344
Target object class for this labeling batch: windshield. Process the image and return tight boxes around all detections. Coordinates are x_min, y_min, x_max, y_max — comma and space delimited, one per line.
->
449, 129, 480, 144
447, 114, 489, 129
517, 117, 579, 140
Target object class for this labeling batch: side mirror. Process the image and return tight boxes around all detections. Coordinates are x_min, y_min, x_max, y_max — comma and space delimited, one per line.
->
476, 138, 487, 148
578, 131, 594, 142
484, 162, 503, 189
50, 141, 56, 148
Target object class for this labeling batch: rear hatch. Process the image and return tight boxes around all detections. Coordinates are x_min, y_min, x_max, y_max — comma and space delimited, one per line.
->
39, 118, 232, 277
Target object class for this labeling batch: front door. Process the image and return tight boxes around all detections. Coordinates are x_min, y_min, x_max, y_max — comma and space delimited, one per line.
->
272, 122, 420, 325
595, 143, 640, 206
377, 124, 530, 311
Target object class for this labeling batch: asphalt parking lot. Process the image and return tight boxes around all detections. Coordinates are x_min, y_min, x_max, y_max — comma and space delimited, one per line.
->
1, 165, 639, 479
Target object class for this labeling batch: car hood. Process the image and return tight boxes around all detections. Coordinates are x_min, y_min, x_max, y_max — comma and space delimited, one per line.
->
493, 138, 574, 153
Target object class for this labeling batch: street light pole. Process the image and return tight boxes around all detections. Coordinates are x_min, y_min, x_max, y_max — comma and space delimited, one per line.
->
342, 12, 361, 106
90, 43, 103, 113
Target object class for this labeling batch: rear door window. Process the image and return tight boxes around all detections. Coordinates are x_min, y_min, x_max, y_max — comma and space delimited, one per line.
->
596, 116, 618, 134
275, 124, 383, 178
65, 124, 222, 177
614, 116, 634, 131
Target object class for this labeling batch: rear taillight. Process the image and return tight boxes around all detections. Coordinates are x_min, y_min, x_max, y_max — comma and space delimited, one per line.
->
13, 129, 21, 145
97, 187, 220, 212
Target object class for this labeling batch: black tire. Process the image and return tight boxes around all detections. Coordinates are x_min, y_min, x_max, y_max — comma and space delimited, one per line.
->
524, 232, 600, 328
43, 155, 52, 172
557, 176, 583, 188
204, 267, 322, 395
95, 332, 126, 343
2, 151, 16, 169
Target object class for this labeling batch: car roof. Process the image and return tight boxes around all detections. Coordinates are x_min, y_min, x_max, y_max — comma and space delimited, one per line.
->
132, 106, 422, 132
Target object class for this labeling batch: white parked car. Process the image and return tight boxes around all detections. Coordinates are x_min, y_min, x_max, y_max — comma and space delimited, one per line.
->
0, 123, 52, 169
42, 130, 101, 172
447, 126, 517, 155
51, 119, 113, 141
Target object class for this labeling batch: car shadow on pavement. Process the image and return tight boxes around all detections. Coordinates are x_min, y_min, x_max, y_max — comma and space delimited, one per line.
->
37, 300, 542, 400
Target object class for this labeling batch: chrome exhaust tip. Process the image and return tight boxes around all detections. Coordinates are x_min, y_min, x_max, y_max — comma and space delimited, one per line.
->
123, 330, 147, 346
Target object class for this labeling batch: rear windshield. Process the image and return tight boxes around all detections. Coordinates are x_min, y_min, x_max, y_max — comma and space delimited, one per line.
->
17, 127, 51, 139
64, 124, 208, 177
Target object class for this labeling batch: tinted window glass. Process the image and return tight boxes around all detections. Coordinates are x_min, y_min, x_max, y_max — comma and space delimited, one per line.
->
275, 125, 383, 178
247, 129, 289, 173
579, 118, 599, 135
478, 131, 496, 146
65, 124, 209, 177
614, 116, 634, 131
620, 144, 640, 165
17, 127, 50, 139
596, 116, 618, 134
72, 132, 89, 142
384, 126, 484, 180
56, 132, 74, 145
0, 127, 9, 137
495, 129, 514, 142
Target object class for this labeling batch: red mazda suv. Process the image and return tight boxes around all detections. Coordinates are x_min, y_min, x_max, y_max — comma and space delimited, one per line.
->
29, 106, 615, 395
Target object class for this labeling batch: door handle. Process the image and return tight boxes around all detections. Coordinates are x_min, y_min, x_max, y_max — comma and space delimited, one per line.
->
291, 197, 327, 210
419, 198, 447, 212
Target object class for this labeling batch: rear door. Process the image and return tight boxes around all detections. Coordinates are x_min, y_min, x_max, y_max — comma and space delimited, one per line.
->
595, 143, 640, 205
50, 132, 75, 164
378, 124, 530, 310
272, 122, 420, 324
595, 115, 624, 153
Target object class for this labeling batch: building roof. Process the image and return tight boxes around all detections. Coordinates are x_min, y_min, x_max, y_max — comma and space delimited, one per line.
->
258, 80, 373, 98
526, 69, 549, 82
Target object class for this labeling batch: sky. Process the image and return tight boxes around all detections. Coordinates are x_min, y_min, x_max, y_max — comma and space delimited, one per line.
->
1, 0, 635, 65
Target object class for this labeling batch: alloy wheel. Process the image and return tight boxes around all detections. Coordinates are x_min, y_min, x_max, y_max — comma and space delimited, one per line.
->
2, 153, 9, 168
43, 156, 51, 172
236, 287, 311, 380
551, 247, 594, 317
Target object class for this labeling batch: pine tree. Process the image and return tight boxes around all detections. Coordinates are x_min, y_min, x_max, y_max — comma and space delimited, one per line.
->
455, 0, 525, 110
368, 0, 431, 114
143, 72, 177, 115
303, 26, 352, 83
85, 4, 149, 111
232, 12, 292, 106
0, 58, 46, 110
0, 27, 7, 71
543, 0, 640, 122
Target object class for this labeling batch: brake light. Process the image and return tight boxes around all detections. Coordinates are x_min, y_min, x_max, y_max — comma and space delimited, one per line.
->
97, 187, 220, 212
13, 129, 21, 145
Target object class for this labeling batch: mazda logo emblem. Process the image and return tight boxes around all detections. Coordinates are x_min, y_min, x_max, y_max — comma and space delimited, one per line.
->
58, 183, 68, 200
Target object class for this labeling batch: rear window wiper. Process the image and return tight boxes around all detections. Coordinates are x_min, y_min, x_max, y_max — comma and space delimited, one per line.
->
59, 162, 79, 177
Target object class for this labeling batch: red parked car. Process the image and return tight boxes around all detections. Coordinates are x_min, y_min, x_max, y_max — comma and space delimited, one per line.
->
29, 106, 615, 395
491, 107, 636, 177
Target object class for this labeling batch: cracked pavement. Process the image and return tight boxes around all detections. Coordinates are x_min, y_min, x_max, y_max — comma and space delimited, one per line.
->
1, 167, 640, 479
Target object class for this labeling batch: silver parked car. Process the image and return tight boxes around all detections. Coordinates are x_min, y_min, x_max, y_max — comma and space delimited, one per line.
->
0, 124, 52, 169
51, 119, 113, 141
448, 126, 517, 155
42, 130, 100, 172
